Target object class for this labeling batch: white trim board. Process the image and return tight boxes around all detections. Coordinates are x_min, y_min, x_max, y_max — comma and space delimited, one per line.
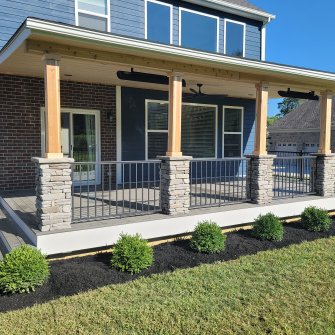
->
33, 197, 335, 255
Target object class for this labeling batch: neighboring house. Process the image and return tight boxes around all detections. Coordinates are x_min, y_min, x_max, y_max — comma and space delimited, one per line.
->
1, 0, 335, 255
268, 98, 335, 153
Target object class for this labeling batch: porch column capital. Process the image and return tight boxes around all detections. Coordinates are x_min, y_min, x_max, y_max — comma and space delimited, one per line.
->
320, 90, 333, 97
166, 71, 183, 80
42, 54, 61, 64
255, 81, 269, 90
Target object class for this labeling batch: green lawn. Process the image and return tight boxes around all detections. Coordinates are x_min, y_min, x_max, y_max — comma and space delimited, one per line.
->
1, 238, 335, 335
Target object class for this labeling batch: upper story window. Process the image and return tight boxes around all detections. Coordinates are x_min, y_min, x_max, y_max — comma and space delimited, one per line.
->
224, 19, 246, 57
179, 8, 218, 53
76, 0, 110, 32
145, 0, 172, 44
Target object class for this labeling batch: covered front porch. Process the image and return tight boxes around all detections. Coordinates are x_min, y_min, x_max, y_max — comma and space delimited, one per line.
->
1, 18, 335, 253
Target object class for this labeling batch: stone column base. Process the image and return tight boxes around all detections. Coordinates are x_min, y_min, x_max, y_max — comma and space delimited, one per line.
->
158, 156, 192, 215
32, 157, 74, 231
313, 154, 335, 197
246, 155, 275, 204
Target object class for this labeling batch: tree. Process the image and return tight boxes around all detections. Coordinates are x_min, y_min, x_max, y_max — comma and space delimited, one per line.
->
277, 98, 300, 116
267, 115, 280, 126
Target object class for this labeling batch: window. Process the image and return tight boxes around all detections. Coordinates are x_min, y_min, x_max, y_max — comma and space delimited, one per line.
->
223, 107, 243, 157
182, 104, 217, 158
180, 8, 218, 53
146, 101, 217, 159
224, 19, 246, 57
145, 0, 172, 44
146, 101, 168, 159
76, 0, 110, 32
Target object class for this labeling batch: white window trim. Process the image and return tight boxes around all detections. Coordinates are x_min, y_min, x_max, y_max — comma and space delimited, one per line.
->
223, 19, 246, 57
179, 7, 219, 52
145, 99, 218, 160
144, 0, 173, 44
75, 0, 111, 32
222, 106, 244, 158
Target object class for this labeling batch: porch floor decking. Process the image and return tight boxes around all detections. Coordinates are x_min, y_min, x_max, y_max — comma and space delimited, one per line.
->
0, 189, 325, 233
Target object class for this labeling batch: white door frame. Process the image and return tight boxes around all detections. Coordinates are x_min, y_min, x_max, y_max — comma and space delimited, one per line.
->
40, 107, 101, 185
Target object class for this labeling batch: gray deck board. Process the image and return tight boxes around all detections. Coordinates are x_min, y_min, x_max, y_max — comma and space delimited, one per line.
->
0, 204, 30, 254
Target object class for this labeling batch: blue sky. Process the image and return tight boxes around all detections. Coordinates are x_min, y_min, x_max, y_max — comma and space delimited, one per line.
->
252, 0, 335, 116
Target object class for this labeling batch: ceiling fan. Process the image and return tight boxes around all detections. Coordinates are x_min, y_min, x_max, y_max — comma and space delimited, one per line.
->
189, 83, 229, 98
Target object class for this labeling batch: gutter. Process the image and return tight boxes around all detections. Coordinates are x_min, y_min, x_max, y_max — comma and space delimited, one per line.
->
183, 0, 275, 23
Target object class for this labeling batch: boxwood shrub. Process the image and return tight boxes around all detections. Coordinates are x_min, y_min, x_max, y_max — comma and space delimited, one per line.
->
252, 213, 284, 242
301, 206, 332, 232
190, 221, 226, 254
0, 245, 50, 294
111, 234, 153, 274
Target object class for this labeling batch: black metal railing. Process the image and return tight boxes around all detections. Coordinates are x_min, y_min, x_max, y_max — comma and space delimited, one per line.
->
189, 158, 250, 209
71, 161, 161, 222
273, 156, 316, 199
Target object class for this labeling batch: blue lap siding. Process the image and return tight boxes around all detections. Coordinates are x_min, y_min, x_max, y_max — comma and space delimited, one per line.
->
0, 0, 262, 60
121, 87, 255, 161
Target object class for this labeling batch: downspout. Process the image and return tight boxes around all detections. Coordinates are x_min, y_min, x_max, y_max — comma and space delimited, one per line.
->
261, 18, 272, 61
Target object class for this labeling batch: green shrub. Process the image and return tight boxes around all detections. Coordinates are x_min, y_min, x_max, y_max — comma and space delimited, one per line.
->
111, 234, 153, 274
0, 245, 49, 294
301, 206, 332, 232
190, 221, 226, 254
252, 213, 284, 242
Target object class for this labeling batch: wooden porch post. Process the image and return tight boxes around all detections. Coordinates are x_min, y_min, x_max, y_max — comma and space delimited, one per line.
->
319, 90, 333, 155
253, 82, 269, 156
43, 55, 63, 159
166, 72, 183, 157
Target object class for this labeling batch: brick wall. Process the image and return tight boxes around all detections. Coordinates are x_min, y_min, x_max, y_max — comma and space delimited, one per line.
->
0, 75, 116, 191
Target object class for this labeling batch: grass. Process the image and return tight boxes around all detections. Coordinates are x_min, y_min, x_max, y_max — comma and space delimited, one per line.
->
1, 238, 335, 335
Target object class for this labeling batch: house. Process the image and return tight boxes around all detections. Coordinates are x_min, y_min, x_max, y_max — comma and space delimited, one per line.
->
268, 98, 335, 153
1, 0, 335, 255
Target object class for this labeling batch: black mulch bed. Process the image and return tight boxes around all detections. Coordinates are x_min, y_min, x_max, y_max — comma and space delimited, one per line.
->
1, 221, 335, 313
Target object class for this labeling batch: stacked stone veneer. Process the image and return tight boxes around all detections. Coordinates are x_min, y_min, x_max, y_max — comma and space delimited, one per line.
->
246, 155, 275, 204
158, 156, 191, 215
314, 154, 335, 197
33, 158, 74, 231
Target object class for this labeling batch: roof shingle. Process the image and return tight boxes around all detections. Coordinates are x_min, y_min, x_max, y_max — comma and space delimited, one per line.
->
221, 0, 266, 12
269, 97, 335, 131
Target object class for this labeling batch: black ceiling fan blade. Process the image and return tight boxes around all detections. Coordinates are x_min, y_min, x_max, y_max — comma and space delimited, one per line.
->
190, 88, 198, 94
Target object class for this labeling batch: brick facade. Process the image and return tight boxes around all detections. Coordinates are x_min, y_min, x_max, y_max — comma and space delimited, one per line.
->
0, 75, 116, 191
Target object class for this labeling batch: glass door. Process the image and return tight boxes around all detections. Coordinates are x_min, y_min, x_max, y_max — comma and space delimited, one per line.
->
60, 110, 100, 185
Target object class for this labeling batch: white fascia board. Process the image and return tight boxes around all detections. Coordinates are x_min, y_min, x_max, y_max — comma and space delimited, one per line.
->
4, 18, 335, 86
183, 0, 275, 23
0, 26, 31, 64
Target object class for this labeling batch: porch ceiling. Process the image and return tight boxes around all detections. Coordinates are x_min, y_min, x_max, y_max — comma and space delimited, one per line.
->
2, 18, 335, 99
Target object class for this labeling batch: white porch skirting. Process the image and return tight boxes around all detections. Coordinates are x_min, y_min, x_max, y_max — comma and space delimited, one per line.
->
2, 196, 333, 255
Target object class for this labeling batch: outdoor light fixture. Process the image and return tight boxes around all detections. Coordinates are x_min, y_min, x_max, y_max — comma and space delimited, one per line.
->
278, 88, 319, 101
106, 111, 113, 121
117, 68, 186, 87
